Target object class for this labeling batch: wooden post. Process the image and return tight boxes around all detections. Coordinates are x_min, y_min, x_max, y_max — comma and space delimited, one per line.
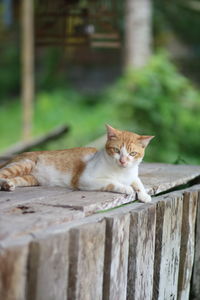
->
21, 0, 34, 141
124, 0, 152, 69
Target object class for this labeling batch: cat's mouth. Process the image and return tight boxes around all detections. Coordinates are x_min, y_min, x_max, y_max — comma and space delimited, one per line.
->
118, 162, 128, 168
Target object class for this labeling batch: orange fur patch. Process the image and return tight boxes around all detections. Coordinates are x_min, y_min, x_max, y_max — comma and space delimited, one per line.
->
105, 130, 145, 160
71, 160, 86, 189
0, 148, 97, 189
102, 184, 115, 192
12, 175, 39, 187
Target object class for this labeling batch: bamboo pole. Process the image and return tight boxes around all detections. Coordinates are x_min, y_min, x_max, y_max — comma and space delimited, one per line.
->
21, 0, 34, 141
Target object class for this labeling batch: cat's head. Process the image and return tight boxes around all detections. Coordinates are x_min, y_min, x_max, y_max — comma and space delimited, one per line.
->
105, 124, 154, 168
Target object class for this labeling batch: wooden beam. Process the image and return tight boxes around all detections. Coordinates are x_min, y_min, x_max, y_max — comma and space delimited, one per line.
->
0, 124, 69, 158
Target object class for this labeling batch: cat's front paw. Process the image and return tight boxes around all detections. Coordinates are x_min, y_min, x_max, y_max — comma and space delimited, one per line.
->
137, 192, 151, 203
121, 185, 135, 196
0, 179, 15, 191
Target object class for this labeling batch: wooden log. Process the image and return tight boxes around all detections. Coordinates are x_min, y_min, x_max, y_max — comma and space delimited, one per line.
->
127, 203, 156, 300
0, 239, 30, 300
67, 220, 106, 300
190, 188, 200, 300
0, 124, 69, 158
153, 193, 183, 300
26, 233, 69, 300
103, 212, 130, 300
177, 189, 198, 300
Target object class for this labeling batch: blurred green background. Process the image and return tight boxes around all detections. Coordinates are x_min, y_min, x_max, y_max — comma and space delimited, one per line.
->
0, 0, 200, 164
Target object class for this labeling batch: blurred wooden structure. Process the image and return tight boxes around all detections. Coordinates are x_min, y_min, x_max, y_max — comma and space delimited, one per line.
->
0, 124, 69, 161
125, 0, 152, 68
0, 163, 200, 299
19, 0, 152, 140
21, 0, 34, 141
35, 0, 122, 49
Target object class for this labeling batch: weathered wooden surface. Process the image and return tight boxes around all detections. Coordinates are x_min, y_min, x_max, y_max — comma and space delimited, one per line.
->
190, 189, 200, 300
0, 163, 199, 243
140, 163, 200, 194
27, 233, 70, 300
68, 220, 105, 300
103, 212, 130, 300
127, 203, 156, 300
0, 163, 200, 300
0, 186, 200, 300
0, 238, 31, 300
178, 189, 198, 300
153, 193, 183, 300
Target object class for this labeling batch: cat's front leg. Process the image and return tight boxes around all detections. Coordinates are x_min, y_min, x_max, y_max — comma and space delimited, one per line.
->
131, 177, 151, 203
102, 182, 135, 195
80, 178, 135, 196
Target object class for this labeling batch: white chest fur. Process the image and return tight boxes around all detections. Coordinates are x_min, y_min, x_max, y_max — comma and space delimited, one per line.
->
80, 150, 139, 187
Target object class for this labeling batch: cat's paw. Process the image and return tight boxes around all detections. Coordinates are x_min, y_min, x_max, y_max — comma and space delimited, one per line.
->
137, 192, 151, 203
121, 185, 135, 195
0, 179, 15, 191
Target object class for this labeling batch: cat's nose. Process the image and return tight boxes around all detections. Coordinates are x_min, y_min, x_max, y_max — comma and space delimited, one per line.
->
119, 157, 126, 165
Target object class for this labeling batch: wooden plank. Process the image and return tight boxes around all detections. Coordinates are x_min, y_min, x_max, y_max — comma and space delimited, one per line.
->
0, 164, 199, 244
140, 163, 200, 194
0, 204, 84, 242
67, 220, 106, 300
153, 193, 183, 300
103, 212, 130, 300
0, 238, 30, 300
0, 186, 134, 215
127, 203, 156, 300
190, 188, 200, 300
26, 233, 69, 300
178, 189, 198, 300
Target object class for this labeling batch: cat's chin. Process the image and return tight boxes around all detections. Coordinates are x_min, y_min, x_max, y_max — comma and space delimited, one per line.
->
117, 163, 129, 169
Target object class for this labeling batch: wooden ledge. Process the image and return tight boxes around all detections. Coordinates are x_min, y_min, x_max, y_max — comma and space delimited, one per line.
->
0, 163, 200, 243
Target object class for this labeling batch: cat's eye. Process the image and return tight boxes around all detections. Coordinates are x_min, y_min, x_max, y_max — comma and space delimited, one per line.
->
129, 151, 137, 156
113, 147, 120, 154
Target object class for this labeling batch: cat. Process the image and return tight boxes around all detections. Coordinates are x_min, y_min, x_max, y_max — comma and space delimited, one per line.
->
0, 125, 154, 202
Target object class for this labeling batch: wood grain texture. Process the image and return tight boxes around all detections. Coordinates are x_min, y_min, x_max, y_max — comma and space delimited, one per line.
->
153, 194, 183, 300
127, 203, 156, 300
0, 163, 199, 244
0, 240, 29, 300
26, 233, 69, 300
0, 163, 200, 300
178, 190, 198, 300
190, 189, 200, 300
103, 212, 130, 300
67, 220, 106, 300
140, 163, 200, 194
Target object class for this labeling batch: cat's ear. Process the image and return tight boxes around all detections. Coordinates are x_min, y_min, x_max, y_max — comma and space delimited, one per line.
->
105, 124, 118, 140
138, 135, 154, 148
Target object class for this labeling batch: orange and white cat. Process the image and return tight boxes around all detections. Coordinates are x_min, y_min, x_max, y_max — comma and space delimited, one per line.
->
0, 125, 154, 202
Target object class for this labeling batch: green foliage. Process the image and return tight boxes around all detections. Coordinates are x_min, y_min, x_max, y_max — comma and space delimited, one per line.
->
0, 89, 118, 152
0, 45, 20, 98
154, 0, 200, 46
104, 52, 200, 163
0, 53, 200, 165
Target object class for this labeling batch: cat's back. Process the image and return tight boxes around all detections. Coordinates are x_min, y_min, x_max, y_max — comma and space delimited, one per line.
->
36, 147, 97, 166
8, 147, 97, 164
33, 147, 97, 187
